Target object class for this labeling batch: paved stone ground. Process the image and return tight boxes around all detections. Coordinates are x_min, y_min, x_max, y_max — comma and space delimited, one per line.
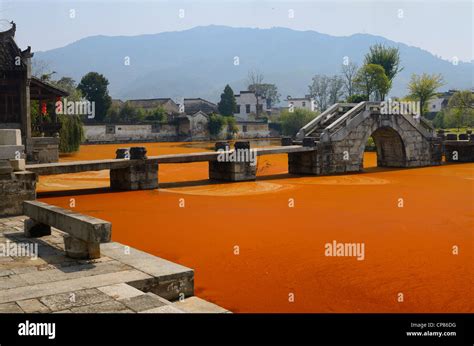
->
0, 216, 229, 313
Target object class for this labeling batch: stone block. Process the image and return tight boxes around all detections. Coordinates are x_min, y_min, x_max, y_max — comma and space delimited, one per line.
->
234, 141, 250, 150
115, 148, 130, 159
118, 292, 166, 312
40, 288, 112, 311
215, 141, 230, 151
97, 283, 144, 300
303, 137, 317, 147
16, 298, 50, 313
64, 235, 100, 259
129, 147, 147, 160
9, 159, 25, 171
24, 218, 51, 237
173, 296, 229, 313
281, 137, 293, 146
0, 160, 13, 174
0, 129, 22, 145
0, 145, 24, 160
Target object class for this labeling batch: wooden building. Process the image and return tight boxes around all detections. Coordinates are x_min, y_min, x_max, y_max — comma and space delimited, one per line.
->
0, 22, 67, 162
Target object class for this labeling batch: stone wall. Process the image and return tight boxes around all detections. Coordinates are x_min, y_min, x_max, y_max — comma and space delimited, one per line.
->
84, 124, 177, 143
0, 129, 36, 216
84, 122, 270, 143
30, 137, 59, 163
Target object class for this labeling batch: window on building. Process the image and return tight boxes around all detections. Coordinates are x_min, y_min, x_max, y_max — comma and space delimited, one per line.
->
243, 125, 247, 133
236, 105, 241, 113
257, 104, 263, 112
246, 104, 251, 113
302, 102, 306, 107
106, 125, 116, 134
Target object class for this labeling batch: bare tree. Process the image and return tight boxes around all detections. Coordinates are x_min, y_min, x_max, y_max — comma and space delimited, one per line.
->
308, 75, 330, 111
328, 75, 344, 105
341, 62, 358, 98
247, 70, 264, 117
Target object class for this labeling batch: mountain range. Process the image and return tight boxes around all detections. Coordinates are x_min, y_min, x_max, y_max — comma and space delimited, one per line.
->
33, 25, 473, 104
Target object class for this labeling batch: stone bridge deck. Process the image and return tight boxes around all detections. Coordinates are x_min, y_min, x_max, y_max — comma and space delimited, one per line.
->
0, 216, 229, 313
25, 145, 314, 176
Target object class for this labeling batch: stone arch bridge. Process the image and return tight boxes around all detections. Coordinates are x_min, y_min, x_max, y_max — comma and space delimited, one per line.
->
289, 102, 443, 175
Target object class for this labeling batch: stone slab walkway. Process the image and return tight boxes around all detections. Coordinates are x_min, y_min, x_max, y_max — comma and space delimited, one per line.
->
0, 216, 229, 313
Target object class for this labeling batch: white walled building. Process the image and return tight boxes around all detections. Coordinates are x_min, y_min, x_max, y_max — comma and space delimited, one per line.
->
234, 91, 269, 120
287, 96, 316, 112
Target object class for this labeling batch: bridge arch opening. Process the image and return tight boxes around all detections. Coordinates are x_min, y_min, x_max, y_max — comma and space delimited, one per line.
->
364, 126, 407, 168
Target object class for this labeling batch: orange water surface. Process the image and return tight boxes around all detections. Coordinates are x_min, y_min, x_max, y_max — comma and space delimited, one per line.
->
37, 141, 473, 312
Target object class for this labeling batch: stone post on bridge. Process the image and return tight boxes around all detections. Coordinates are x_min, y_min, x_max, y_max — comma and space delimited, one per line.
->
109, 147, 159, 190
288, 137, 322, 175
209, 141, 257, 181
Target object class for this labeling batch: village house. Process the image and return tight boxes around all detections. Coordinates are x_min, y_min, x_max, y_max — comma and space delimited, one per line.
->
234, 91, 270, 120
125, 98, 180, 116
182, 98, 218, 115
287, 95, 316, 112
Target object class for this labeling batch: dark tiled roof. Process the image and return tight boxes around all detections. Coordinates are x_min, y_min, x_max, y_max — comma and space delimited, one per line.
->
184, 98, 217, 115
0, 22, 30, 71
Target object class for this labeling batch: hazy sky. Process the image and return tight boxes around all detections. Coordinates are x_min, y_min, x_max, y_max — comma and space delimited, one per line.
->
1, 0, 472, 62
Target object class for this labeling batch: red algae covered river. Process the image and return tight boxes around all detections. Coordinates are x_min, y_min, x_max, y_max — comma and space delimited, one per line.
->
37, 141, 473, 312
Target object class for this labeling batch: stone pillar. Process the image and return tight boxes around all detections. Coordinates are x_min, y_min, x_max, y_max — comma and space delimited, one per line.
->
110, 147, 158, 190
288, 137, 320, 175
24, 218, 51, 237
64, 234, 100, 259
115, 148, 130, 159
209, 141, 257, 181
110, 161, 158, 190
281, 137, 293, 146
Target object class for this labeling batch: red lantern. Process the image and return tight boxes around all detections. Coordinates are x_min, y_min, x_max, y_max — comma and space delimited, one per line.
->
41, 102, 47, 115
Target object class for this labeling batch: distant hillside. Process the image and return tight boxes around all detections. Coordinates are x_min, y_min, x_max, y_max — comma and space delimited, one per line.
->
34, 25, 473, 103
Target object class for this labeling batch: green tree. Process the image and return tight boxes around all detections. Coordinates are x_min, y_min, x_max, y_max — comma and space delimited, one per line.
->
77, 72, 112, 122
145, 106, 166, 122
217, 84, 237, 116
118, 102, 138, 123
407, 73, 444, 117
58, 114, 84, 153
364, 44, 402, 97
346, 94, 367, 103
208, 113, 226, 138
54, 77, 82, 101
280, 108, 318, 137
443, 90, 474, 129
354, 64, 390, 101
432, 111, 445, 128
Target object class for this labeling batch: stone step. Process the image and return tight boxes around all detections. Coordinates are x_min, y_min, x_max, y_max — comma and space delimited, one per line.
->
172, 296, 230, 313
100, 242, 194, 301
0, 145, 25, 160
